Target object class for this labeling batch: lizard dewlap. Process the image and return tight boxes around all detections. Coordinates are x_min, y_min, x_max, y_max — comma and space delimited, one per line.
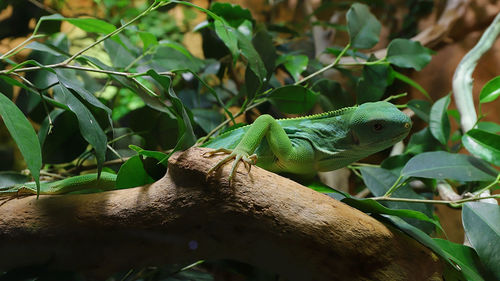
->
204, 101, 411, 179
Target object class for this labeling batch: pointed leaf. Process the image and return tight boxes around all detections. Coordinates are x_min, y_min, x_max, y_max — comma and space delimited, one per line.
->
463, 202, 500, 279
386, 39, 432, 71
276, 54, 309, 82
54, 85, 107, 173
0, 92, 42, 193
463, 129, 500, 166
407, 99, 431, 123
429, 94, 450, 144
479, 75, 500, 103
346, 3, 381, 49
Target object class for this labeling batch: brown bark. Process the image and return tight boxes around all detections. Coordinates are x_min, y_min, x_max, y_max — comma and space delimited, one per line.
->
0, 147, 442, 280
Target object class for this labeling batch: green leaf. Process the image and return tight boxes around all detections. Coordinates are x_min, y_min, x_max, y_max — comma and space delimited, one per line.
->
343, 197, 442, 230
306, 181, 336, 193
463, 129, 500, 166
346, 3, 381, 49
139, 31, 158, 51
65, 18, 116, 34
147, 70, 196, 152
192, 108, 224, 134
116, 155, 155, 189
429, 94, 450, 145
356, 63, 391, 103
359, 166, 435, 233
276, 54, 309, 82
268, 85, 318, 114
214, 19, 239, 62
401, 151, 497, 182
236, 30, 267, 81
312, 79, 353, 111
36, 14, 120, 43
433, 238, 491, 281
0, 92, 42, 194
405, 127, 441, 154
479, 75, 500, 103
386, 39, 432, 71
103, 38, 136, 68
25, 41, 70, 57
477, 121, 500, 134
209, 2, 253, 28
463, 202, 500, 280
128, 145, 167, 164
54, 84, 107, 174
407, 99, 431, 123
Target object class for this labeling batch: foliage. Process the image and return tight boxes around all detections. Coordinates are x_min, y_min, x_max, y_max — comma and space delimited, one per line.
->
0, 0, 499, 280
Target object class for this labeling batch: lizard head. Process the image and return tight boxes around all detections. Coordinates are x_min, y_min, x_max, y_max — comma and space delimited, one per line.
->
348, 101, 412, 150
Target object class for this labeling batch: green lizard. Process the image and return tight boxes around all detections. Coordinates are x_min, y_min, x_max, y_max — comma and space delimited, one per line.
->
0, 101, 410, 196
202, 101, 411, 181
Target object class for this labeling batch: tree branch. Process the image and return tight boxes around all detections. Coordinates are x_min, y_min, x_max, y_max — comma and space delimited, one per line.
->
0, 147, 442, 280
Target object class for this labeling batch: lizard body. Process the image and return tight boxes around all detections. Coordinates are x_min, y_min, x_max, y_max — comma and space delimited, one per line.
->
1, 101, 410, 195
203, 101, 411, 180
0, 172, 116, 196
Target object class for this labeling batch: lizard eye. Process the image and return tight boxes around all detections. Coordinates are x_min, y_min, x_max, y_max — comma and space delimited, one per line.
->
373, 123, 384, 132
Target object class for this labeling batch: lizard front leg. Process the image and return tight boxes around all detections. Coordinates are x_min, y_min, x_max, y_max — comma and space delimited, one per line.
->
204, 114, 313, 181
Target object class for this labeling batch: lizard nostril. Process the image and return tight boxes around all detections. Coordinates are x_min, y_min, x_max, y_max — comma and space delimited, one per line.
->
404, 122, 411, 129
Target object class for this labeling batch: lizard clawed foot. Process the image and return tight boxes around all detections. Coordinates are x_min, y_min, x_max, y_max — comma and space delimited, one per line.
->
205, 148, 257, 182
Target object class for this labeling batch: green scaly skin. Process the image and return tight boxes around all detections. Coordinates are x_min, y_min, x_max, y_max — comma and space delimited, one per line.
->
0, 172, 117, 196
203, 101, 412, 180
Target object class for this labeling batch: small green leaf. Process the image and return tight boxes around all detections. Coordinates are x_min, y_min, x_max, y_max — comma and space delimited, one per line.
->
386, 39, 432, 71
312, 79, 353, 111
116, 155, 155, 189
346, 3, 381, 49
407, 99, 431, 123
209, 2, 253, 28
276, 54, 309, 82
306, 181, 336, 193
477, 121, 500, 133
139, 31, 158, 51
463, 129, 500, 166
463, 202, 500, 280
268, 85, 318, 114
429, 94, 450, 145
54, 84, 107, 174
405, 127, 441, 154
479, 75, 500, 103
65, 18, 116, 34
401, 151, 497, 182
0, 92, 42, 193
356, 63, 391, 103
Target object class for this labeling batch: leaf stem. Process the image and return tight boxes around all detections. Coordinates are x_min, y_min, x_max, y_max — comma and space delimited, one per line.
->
295, 43, 351, 85
383, 175, 404, 197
